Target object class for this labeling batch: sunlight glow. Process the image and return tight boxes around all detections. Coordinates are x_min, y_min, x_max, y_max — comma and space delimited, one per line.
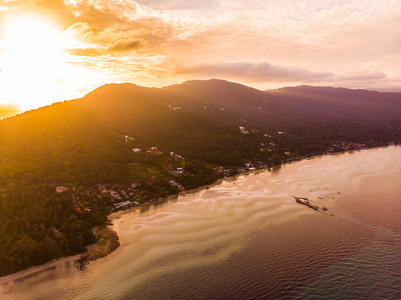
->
1, 15, 64, 57
0, 14, 108, 111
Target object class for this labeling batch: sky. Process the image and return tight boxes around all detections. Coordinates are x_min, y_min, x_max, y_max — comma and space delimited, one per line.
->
0, 0, 400, 111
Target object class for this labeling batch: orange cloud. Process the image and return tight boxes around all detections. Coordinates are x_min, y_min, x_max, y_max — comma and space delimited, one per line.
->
68, 39, 144, 56
107, 39, 144, 53
174, 61, 333, 83
68, 47, 102, 57
1, 0, 401, 96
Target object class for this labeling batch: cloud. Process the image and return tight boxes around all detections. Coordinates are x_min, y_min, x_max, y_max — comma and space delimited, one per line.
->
132, 0, 218, 11
107, 39, 144, 53
173, 61, 333, 83
68, 38, 144, 56
68, 47, 102, 57
337, 72, 388, 82
62, 2, 173, 59
1, 0, 400, 93
0, 0, 75, 28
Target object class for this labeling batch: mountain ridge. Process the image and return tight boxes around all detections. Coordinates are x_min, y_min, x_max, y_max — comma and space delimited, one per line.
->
266, 84, 401, 121
4, 80, 401, 121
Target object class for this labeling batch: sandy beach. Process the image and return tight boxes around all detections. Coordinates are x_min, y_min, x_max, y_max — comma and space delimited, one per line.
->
86, 224, 120, 261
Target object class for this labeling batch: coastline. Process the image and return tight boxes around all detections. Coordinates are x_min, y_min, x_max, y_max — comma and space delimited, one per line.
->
0, 254, 81, 285
281, 144, 399, 166
1, 144, 398, 284
2, 146, 400, 299
0, 222, 119, 285
85, 224, 120, 261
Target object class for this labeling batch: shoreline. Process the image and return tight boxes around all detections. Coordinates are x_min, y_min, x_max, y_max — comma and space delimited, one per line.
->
0, 223, 119, 285
2, 146, 399, 299
85, 224, 120, 261
281, 144, 399, 166
1, 145, 398, 284
0, 254, 81, 285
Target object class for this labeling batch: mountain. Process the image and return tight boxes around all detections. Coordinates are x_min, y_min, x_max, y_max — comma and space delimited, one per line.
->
0, 79, 401, 276
267, 85, 401, 121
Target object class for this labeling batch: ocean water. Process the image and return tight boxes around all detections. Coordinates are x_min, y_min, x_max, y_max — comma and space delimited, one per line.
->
1, 146, 400, 299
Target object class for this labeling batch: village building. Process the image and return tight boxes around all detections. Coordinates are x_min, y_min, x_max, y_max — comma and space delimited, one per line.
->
56, 186, 69, 193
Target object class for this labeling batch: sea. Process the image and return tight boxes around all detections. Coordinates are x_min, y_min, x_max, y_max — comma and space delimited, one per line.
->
1, 146, 400, 299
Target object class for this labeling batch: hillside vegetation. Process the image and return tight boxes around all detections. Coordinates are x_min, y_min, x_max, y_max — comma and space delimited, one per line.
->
0, 79, 400, 276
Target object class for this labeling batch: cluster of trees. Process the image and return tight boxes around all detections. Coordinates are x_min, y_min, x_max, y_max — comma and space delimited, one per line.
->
0, 187, 104, 276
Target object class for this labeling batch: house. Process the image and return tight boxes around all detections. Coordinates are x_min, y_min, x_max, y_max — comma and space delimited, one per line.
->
169, 180, 185, 191
148, 147, 163, 155
110, 191, 122, 200
239, 126, 250, 134
113, 201, 132, 210
125, 136, 134, 142
56, 186, 69, 193
213, 166, 224, 174
169, 168, 185, 176
170, 152, 185, 159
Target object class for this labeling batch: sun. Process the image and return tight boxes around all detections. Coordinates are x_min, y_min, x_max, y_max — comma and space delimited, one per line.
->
1, 14, 64, 57
0, 13, 107, 111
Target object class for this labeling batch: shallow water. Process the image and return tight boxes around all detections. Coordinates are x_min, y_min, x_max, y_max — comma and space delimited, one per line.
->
1, 147, 401, 299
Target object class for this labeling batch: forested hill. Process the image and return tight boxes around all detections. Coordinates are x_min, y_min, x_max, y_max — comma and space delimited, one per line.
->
267, 85, 401, 121
162, 79, 294, 124
0, 79, 401, 276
